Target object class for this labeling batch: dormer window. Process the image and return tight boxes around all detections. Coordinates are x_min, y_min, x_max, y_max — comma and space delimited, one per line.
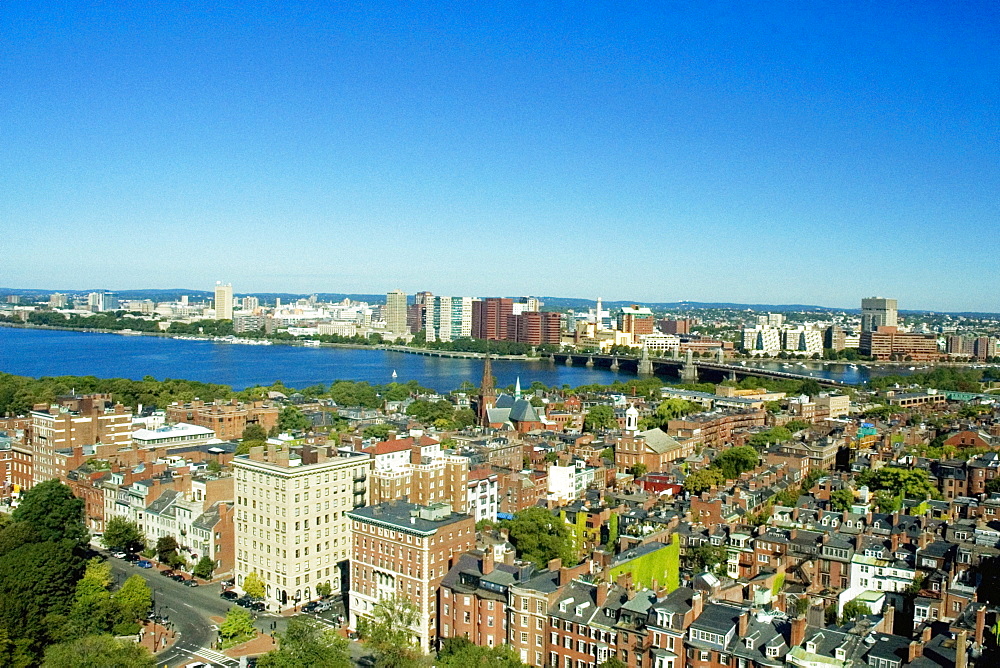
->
766, 646, 779, 658
806, 641, 817, 653
745, 638, 754, 650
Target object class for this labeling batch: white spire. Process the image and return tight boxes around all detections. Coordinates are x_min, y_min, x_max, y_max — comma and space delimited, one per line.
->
515, 376, 522, 399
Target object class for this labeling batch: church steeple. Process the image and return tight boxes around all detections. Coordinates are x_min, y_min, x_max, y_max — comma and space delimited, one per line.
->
477, 351, 496, 426
514, 376, 522, 400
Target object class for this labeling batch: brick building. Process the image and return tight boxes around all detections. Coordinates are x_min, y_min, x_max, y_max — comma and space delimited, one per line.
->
473, 298, 514, 341
348, 500, 475, 651
165, 399, 280, 441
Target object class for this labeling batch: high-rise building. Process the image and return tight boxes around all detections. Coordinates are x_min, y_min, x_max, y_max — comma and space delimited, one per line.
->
31, 395, 132, 486
233, 444, 371, 609
214, 282, 234, 320
472, 298, 514, 340
48, 293, 68, 308
385, 290, 408, 336
861, 297, 898, 333
241, 296, 259, 311
506, 311, 562, 345
859, 328, 939, 361
617, 305, 655, 340
657, 318, 693, 335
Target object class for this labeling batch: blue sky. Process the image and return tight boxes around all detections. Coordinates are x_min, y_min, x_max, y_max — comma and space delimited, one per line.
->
2, 2, 998, 311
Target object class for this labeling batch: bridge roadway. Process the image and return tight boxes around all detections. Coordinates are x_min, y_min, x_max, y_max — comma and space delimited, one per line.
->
548, 352, 850, 387
380, 345, 531, 360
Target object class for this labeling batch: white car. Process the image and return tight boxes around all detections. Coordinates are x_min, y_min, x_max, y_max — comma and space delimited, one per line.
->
111, 551, 127, 559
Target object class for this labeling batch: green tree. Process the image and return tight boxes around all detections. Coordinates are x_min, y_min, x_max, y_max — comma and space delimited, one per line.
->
67, 559, 115, 638
361, 596, 422, 668
711, 446, 759, 480
102, 516, 145, 553
690, 543, 728, 576
684, 468, 725, 495
830, 488, 855, 512
242, 423, 268, 442
193, 555, 215, 580
986, 478, 1000, 496
437, 637, 527, 667
583, 405, 618, 432
278, 406, 312, 434
598, 658, 628, 668
316, 581, 332, 598
42, 634, 156, 668
113, 575, 152, 633
257, 616, 352, 668
155, 536, 178, 564
362, 423, 393, 440
220, 606, 257, 648
243, 571, 266, 600
11, 479, 88, 546
630, 463, 648, 478
499, 507, 575, 568
0, 538, 85, 656
841, 598, 870, 623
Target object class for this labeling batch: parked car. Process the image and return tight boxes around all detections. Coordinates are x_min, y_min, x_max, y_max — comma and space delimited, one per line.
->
111, 550, 127, 559
221, 579, 235, 588
301, 601, 320, 613
137, 560, 153, 568
124, 553, 140, 562
249, 601, 266, 612
160, 569, 174, 577
170, 574, 186, 582
183, 579, 199, 587
235, 597, 253, 608
220, 590, 239, 601
316, 601, 333, 612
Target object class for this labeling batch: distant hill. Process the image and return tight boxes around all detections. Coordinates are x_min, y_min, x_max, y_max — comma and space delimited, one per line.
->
1, 288, 996, 317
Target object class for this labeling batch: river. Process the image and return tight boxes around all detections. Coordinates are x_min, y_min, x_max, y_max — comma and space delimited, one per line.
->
0, 327, 916, 391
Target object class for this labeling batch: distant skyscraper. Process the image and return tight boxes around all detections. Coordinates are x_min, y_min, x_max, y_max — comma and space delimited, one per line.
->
385, 290, 408, 336
861, 297, 898, 333
472, 298, 514, 340
48, 293, 68, 308
241, 296, 259, 311
214, 282, 233, 320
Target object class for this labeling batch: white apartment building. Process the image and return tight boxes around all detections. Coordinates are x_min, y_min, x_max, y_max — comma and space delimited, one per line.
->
233, 444, 371, 608
741, 326, 782, 355
839, 548, 916, 615
782, 327, 824, 355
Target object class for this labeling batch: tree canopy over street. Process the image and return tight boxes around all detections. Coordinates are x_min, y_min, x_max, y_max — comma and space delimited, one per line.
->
499, 507, 576, 568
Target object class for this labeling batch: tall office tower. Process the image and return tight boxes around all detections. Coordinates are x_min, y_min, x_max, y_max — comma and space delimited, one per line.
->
861, 297, 898, 333
241, 296, 260, 311
87, 292, 103, 312
414, 291, 433, 306
451, 296, 473, 338
617, 305, 655, 339
49, 293, 68, 308
594, 297, 604, 330
233, 444, 371, 609
214, 282, 234, 320
472, 298, 514, 340
426, 296, 453, 342
385, 290, 408, 336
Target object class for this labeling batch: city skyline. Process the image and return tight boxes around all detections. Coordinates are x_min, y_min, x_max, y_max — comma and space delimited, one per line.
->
3, 3, 998, 312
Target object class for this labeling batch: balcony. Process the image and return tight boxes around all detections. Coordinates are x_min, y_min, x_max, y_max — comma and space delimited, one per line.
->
353, 471, 368, 482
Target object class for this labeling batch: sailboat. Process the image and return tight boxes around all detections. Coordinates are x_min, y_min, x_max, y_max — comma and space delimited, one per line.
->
391, 370, 398, 379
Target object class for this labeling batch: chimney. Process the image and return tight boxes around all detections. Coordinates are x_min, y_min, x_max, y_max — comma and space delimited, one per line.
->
976, 605, 986, 646
882, 605, 895, 634
596, 582, 609, 607
890, 532, 900, 552
739, 610, 749, 637
559, 567, 571, 586
956, 629, 968, 668
482, 549, 494, 576
918, 532, 929, 549
791, 615, 807, 648
548, 558, 562, 573
908, 641, 922, 662
691, 591, 704, 622
921, 625, 932, 644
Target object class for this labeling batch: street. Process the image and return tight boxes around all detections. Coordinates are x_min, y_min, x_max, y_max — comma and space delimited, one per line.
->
106, 554, 373, 667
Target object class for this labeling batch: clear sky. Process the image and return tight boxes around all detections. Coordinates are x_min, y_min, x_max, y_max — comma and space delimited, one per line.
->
2, 2, 998, 311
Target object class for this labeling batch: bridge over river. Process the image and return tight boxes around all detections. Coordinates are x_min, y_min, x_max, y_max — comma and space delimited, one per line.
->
547, 351, 851, 388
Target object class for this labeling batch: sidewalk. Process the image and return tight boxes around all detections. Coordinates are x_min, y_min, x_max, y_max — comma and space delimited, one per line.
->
138, 620, 176, 654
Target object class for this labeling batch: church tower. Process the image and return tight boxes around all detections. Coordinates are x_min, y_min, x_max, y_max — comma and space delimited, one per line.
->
476, 352, 496, 426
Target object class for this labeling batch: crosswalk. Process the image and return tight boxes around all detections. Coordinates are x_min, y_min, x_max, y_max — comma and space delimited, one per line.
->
190, 647, 239, 666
